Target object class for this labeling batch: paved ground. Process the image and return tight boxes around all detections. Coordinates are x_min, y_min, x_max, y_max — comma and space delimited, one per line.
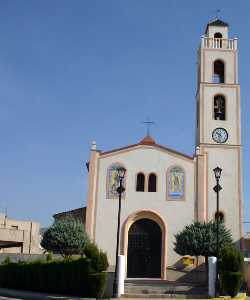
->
0, 297, 21, 299
0, 297, 248, 300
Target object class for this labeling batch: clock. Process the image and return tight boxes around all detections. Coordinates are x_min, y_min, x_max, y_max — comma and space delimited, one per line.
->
212, 128, 228, 143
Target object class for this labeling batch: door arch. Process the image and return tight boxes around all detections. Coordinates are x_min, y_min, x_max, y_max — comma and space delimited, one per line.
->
121, 210, 167, 279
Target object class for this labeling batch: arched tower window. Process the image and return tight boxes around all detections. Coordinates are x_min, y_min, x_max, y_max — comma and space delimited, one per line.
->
213, 60, 224, 83
106, 163, 126, 199
214, 32, 222, 38
214, 95, 226, 120
136, 173, 145, 192
215, 211, 225, 222
148, 173, 157, 192
214, 32, 223, 48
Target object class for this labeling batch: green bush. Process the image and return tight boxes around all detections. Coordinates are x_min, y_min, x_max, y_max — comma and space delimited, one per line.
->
88, 272, 107, 298
46, 252, 53, 262
84, 242, 109, 272
219, 245, 244, 297
1, 257, 11, 265
220, 272, 243, 297
0, 258, 107, 298
220, 245, 244, 273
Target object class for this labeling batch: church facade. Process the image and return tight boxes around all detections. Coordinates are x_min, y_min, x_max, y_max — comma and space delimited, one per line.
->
85, 20, 243, 279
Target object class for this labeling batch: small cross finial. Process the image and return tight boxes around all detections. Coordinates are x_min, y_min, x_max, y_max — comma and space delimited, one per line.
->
143, 117, 155, 136
215, 9, 221, 19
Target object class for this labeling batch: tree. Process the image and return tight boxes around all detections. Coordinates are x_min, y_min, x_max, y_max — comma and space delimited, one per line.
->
174, 220, 233, 266
41, 216, 88, 258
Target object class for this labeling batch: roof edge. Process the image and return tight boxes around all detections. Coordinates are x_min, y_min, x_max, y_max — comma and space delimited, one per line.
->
53, 207, 86, 218
100, 142, 194, 160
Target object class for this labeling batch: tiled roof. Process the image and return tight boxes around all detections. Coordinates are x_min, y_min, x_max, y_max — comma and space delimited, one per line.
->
53, 207, 86, 218
139, 135, 156, 145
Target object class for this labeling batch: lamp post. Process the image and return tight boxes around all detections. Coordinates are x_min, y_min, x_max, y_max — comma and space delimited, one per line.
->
113, 167, 126, 298
213, 166, 222, 297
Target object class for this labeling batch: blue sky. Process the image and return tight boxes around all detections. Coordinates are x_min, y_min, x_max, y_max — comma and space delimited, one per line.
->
0, 1, 249, 231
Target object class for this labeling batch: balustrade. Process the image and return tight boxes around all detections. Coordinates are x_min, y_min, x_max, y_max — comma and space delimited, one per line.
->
201, 37, 237, 50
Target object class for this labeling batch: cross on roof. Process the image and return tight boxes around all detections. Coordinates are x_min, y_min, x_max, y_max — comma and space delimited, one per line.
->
143, 118, 155, 136
215, 9, 221, 19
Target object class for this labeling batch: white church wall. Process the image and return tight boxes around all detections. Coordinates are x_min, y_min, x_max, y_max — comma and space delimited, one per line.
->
204, 146, 241, 242
94, 146, 195, 267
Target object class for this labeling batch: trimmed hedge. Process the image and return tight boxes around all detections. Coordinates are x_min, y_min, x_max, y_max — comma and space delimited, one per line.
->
219, 245, 244, 297
84, 242, 109, 272
220, 271, 243, 297
219, 245, 244, 273
0, 258, 106, 298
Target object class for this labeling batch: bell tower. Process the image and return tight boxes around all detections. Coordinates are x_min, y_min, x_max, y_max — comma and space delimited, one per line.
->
195, 19, 243, 245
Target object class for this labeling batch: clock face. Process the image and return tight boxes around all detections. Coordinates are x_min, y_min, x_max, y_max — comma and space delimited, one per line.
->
212, 128, 228, 143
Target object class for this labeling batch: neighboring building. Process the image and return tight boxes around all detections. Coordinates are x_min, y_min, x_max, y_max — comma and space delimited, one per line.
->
53, 207, 86, 224
85, 19, 244, 279
244, 232, 250, 257
0, 213, 42, 254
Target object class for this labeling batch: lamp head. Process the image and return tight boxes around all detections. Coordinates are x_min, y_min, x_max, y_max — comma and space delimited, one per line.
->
117, 167, 126, 180
213, 166, 222, 179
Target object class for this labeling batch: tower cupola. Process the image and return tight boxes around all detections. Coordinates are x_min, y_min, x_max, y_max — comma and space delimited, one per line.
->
205, 18, 229, 39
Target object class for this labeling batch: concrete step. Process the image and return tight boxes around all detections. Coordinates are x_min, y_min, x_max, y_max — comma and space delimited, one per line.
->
124, 280, 207, 298
121, 294, 207, 299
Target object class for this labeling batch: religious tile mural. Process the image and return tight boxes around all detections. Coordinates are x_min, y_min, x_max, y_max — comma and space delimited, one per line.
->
167, 166, 185, 200
106, 163, 126, 199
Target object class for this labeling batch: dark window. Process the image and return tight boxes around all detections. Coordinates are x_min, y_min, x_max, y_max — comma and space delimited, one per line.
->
213, 60, 224, 83
136, 173, 145, 192
148, 173, 157, 192
215, 211, 225, 222
214, 32, 222, 48
214, 95, 226, 120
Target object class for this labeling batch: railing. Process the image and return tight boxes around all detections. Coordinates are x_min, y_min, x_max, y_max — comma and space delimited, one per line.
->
201, 37, 238, 50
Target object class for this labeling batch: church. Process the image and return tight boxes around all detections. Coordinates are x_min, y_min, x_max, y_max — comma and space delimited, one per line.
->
85, 19, 243, 279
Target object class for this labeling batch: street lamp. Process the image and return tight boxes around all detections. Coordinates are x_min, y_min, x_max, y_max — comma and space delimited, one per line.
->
113, 167, 126, 298
213, 166, 222, 296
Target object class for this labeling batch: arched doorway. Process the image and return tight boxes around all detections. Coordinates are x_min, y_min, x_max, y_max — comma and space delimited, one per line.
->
127, 218, 162, 278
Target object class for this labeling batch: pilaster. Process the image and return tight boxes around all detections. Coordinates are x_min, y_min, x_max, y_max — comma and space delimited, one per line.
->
85, 141, 100, 239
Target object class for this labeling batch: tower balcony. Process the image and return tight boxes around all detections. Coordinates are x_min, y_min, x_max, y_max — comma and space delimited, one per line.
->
201, 36, 238, 50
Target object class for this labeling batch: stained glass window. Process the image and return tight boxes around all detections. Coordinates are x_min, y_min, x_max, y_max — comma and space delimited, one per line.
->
106, 163, 126, 199
167, 166, 185, 200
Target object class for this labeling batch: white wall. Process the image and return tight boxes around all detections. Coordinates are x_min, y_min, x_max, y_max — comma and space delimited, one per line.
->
94, 145, 195, 267
204, 146, 241, 242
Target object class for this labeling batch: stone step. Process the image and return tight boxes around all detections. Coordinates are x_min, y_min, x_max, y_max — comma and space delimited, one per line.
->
124, 280, 207, 298
121, 293, 207, 299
